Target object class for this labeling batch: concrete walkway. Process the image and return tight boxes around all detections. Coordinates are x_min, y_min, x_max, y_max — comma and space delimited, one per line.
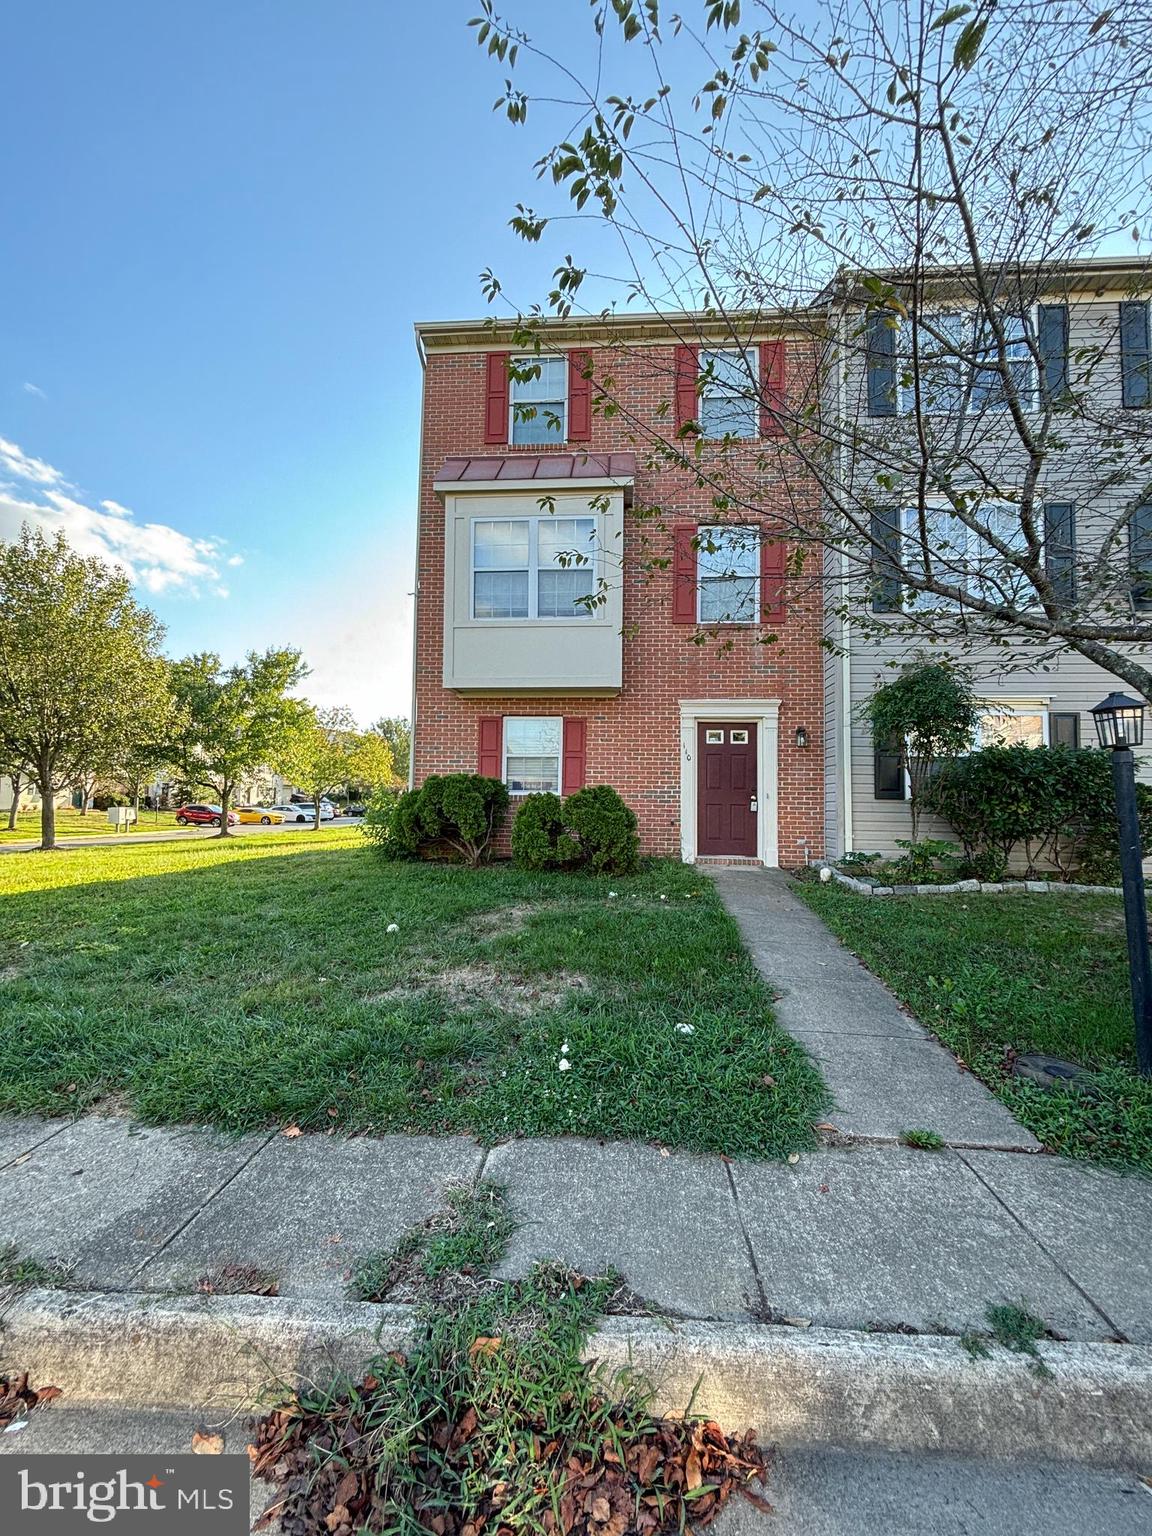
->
710, 868, 1037, 1147
1, 1111, 1149, 1343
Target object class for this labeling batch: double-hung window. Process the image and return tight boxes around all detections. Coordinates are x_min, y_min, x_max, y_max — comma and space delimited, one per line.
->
973, 703, 1049, 749
697, 525, 760, 623
901, 501, 1029, 608
509, 356, 567, 444
472, 515, 596, 620
899, 312, 1035, 415
504, 717, 562, 794
698, 349, 758, 439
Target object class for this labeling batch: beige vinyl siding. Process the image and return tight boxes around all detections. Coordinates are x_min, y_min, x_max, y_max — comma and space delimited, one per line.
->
837, 291, 1152, 857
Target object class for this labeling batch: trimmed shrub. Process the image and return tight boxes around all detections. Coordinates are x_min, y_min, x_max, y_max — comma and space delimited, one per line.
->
923, 744, 1152, 883
415, 773, 509, 866
509, 793, 581, 871
562, 785, 640, 874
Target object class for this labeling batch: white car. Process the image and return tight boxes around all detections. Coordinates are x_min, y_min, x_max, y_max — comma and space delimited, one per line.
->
272, 802, 335, 823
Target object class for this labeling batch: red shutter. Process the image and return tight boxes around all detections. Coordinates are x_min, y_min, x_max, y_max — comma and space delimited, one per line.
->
484, 353, 511, 444
674, 344, 699, 431
759, 341, 787, 436
477, 716, 503, 779
760, 532, 787, 622
672, 524, 698, 624
568, 349, 592, 441
562, 718, 587, 794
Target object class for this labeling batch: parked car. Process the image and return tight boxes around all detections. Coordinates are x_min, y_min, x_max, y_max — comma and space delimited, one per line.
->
234, 805, 285, 825
174, 804, 237, 827
282, 800, 336, 821
344, 803, 366, 817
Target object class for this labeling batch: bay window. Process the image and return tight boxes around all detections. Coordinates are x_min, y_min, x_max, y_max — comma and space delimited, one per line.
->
472, 515, 596, 620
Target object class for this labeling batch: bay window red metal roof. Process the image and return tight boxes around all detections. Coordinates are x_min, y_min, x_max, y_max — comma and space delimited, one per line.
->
434, 452, 636, 484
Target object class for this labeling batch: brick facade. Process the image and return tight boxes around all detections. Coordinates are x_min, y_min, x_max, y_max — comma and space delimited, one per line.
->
412, 332, 826, 866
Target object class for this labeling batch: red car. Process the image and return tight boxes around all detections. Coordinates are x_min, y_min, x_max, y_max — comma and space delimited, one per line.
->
174, 803, 238, 827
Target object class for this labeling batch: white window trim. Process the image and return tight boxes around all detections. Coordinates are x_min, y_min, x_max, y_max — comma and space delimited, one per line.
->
503, 715, 563, 797
898, 306, 1038, 416
696, 523, 761, 625
509, 354, 569, 445
973, 697, 1052, 750
470, 514, 598, 623
698, 347, 760, 440
679, 699, 780, 867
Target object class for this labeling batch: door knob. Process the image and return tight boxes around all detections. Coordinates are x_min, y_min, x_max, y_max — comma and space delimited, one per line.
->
750, 797, 758, 813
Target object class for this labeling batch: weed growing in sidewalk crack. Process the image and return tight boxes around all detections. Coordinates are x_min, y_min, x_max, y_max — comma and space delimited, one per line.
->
960, 1301, 1054, 1379
898, 1128, 945, 1150
349, 1180, 515, 1304
0, 1243, 71, 1294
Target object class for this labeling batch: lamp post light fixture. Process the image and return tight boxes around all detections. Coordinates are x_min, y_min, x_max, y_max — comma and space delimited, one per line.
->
1090, 691, 1152, 1076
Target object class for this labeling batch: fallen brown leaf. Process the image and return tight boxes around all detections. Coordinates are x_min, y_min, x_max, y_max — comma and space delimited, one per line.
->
281, 1124, 303, 1138
191, 1428, 225, 1454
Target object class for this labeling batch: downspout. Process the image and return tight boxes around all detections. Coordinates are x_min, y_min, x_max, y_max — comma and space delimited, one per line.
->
835, 300, 855, 856
409, 325, 428, 791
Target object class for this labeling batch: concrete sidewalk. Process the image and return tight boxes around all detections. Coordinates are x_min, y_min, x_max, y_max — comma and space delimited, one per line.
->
1, 1112, 1148, 1341
710, 867, 1038, 1146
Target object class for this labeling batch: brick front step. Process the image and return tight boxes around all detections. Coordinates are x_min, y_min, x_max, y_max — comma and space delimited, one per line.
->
694, 856, 764, 867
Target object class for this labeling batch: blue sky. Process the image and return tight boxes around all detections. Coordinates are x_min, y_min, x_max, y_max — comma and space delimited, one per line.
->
0, 1, 596, 723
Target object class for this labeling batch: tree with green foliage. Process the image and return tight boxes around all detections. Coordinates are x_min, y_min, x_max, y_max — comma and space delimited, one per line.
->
0, 526, 171, 850
169, 648, 309, 837
369, 716, 411, 784
863, 663, 980, 836
279, 706, 394, 829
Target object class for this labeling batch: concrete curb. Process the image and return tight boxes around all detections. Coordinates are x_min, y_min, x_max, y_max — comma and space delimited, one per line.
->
3, 1290, 1150, 1468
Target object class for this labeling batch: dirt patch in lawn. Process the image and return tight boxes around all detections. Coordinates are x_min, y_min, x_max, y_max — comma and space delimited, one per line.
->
367, 964, 590, 1016
470, 903, 541, 938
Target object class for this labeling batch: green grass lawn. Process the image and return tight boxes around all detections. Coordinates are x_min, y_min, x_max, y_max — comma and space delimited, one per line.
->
797, 880, 1152, 1174
0, 830, 828, 1159
0, 807, 183, 843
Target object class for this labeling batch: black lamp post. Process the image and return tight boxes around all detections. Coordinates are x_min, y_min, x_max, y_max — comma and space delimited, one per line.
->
1090, 691, 1152, 1077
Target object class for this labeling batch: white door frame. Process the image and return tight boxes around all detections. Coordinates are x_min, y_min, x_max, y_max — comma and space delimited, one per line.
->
679, 699, 780, 866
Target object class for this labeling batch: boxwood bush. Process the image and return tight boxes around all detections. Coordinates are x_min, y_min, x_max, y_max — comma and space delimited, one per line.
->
509, 792, 581, 871
922, 744, 1152, 883
512, 784, 639, 875
362, 775, 508, 865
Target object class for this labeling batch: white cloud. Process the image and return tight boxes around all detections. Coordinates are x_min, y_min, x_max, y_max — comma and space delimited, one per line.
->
0, 436, 64, 487
0, 435, 237, 599
21, 382, 46, 399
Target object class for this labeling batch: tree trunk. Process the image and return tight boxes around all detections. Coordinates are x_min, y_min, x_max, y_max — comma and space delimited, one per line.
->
313, 793, 322, 830
41, 791, 56, 851
7, 771, 21, 832
217, 783, 232, 838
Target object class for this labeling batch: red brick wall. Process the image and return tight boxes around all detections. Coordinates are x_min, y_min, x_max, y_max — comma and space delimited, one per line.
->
412, 340, 825, 865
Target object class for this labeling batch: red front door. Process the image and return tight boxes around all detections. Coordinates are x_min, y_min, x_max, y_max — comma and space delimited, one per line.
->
697, 723, 758, 857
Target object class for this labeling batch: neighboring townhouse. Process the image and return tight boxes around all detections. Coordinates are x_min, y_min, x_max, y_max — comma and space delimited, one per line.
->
822, 257, 1152, 858
410, 315, 827, 866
